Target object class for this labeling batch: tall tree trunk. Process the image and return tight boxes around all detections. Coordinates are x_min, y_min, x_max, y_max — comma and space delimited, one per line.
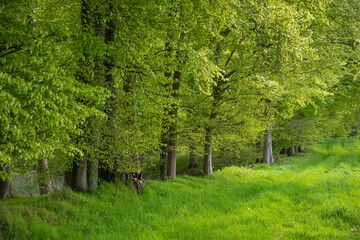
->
160, 75, 171, 180
124, 73, 144, 193
160, 41, 172, 180
99, 4, 119, 182
0, 165, 13, 199
202, 39, 228, 175
166, 71, 181, 179
68, 0, 91, 191
85, 2, 105, 190
37, 158, 55, 195
263, 129, 274, 164
71, 0, 94, 191
189, 143, 198, 169
203, 84, 219, 175
73, 155, 88, 191
203, 128, 213, 175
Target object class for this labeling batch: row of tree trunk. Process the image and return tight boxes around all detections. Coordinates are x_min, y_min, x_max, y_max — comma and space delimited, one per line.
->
280, 145, 305, 157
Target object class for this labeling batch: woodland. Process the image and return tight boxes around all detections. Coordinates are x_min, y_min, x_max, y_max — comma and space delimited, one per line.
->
1, 0, 360, 239
1, 0, 360, 201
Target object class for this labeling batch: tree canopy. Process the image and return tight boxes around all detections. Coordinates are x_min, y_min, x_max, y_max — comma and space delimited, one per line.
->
1, 0, 359, 197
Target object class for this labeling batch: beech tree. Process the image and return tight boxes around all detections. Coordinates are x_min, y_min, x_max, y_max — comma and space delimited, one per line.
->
0, 0, 106, 197
1, 0, 360, 198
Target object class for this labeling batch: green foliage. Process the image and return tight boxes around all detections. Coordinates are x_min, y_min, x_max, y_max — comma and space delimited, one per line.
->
1, 137, 360, 239
1, 0, 360, 192
0, 0, 107, 179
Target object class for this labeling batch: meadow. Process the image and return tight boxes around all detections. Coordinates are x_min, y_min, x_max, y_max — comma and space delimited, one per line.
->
1, 137, 360, 239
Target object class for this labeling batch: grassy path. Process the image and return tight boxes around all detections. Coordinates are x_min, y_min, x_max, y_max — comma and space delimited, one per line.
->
1, 137, 360, 239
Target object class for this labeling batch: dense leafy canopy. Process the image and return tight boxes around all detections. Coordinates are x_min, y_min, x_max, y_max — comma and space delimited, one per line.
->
1, 0, 359, 193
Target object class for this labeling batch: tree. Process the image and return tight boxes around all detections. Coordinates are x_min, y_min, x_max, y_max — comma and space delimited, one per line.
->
0, 0, 106, 197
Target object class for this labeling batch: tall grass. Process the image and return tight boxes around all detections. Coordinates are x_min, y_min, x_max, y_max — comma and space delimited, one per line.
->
1, 137, 360, 239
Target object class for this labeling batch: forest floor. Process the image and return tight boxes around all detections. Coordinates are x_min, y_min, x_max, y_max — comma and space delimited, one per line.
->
1, 137, 360, 239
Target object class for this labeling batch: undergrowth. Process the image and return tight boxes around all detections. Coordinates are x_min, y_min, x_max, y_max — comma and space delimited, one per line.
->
1, 137, 360, 239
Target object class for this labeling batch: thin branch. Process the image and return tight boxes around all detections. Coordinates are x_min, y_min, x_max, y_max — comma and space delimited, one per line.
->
224, 50, 236, 67
0, 46, 22, 58
223, 70, 236, 78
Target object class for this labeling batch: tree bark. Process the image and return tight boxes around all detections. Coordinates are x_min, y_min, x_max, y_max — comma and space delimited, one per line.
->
287, 145, 296, 157
189, 144, 198, 169
87, 160, 98, 190
0, 165, 13, 199
160, 71, 172, 180
203, 83, 219, 175
99, 3, 119, 182
263, 129, 274, 164
167, 136, 177, 178
124, 73, 144, 193
37, 158, 55, 195
294, 145, 299, 153
73, 156, 88, 191
166, 71, 181, 179
160, 40, 173, 180
202, 39, 226, 175
203, 128, 213, 175
86, 117, 101, 190
85, 1, 105, 190
66, 0, 96, 191
160, 134, 168, 180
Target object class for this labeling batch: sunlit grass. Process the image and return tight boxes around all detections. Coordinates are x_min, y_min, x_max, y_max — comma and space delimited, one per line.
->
1, 137, 360, 239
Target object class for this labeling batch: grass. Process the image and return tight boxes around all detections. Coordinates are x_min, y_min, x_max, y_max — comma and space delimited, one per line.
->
1, 137, 360, 239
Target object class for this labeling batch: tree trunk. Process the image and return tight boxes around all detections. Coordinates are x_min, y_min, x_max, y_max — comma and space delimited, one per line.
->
87, 160, 98, 190
0, 165, 13, 199
203, 128, 213, 175
160, 71, 172, 180
100, 4, 119, 182
263, 129, 274, 164
85, 2, 105, 189
160, 135, 168, 180
167, 136, 177, 178
73, 156, 88, 191
66, 0, 98, 191
37, 158, 55, 195
189, 144, 198, 169
203, 88, 218, 175
287, 145, 296, 157
124, 73, 144, 193
294, 145, 299, 153
86, 118, 101, 190
166, 71, 181, 179
299, 146, 305, 152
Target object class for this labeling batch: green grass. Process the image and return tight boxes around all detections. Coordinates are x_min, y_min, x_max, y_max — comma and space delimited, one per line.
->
1, 137, 360, 239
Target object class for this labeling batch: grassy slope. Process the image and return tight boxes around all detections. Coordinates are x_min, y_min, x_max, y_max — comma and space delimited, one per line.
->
1, 137, 360, 239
